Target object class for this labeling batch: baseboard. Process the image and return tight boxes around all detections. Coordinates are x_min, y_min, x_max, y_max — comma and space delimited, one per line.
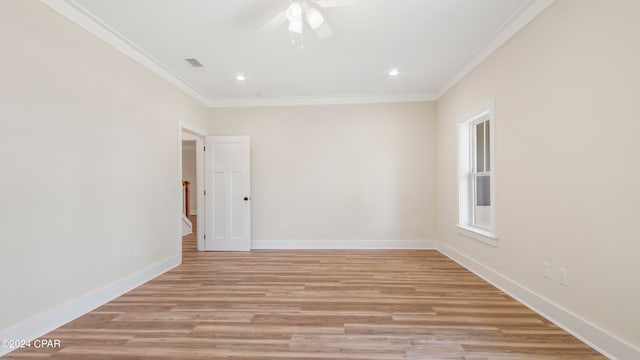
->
0, 255, 180, 357
4, 243, 633, 359
252, 239, 437, 250
437, 242, 639, 360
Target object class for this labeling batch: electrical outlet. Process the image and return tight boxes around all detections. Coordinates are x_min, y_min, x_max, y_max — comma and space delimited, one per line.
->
558, 267, 568, 286
543, 262, 551, 279
279, 222, 285, 232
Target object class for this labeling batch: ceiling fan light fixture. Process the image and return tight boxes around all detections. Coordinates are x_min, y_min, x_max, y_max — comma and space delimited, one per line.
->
286, 2, 303, 21
305, 8, 325, 29
388, 68, 400, 77
288, 18, 303, 34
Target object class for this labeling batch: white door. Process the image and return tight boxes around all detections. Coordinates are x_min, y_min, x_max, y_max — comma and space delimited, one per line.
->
204, 136, 251, 251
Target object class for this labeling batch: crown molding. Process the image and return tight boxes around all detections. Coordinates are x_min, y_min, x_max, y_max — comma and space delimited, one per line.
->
436, 0, 556, 98
41, 0, 554, 108
39, 0, 211, 106
207, 92, 437, 108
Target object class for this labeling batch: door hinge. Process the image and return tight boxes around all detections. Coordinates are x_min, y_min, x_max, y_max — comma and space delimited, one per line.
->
203, 146, 206, 152
204, 189, 206, 196
204, 234, 206, 240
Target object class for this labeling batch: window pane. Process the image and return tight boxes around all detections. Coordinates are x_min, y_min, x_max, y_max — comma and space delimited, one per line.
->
485, 121, 491, 171
475, 122, 485, 172
476, 175, 490, 206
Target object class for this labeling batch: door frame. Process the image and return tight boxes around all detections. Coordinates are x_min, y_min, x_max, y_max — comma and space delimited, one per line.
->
177, 122, 207, 259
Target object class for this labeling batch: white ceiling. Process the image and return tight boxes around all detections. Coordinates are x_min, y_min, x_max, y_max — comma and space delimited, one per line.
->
54, 0, 547, 107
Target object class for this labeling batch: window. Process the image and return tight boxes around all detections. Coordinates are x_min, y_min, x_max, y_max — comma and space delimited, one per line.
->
472, 119, 491, 228
458, 102, 496, 245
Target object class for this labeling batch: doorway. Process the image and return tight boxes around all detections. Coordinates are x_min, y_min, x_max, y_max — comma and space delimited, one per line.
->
178, 126, 206, 260
181, 131, 198, 251
177, 129, 252, 255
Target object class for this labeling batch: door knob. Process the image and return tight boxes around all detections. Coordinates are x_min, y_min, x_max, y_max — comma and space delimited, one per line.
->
244, 197, 249, 201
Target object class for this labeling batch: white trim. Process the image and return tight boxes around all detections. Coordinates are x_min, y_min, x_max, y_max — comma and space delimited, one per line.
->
181, 214, 193, 236
177, 124, 184, 260
180, 122, 208, 139
437, 243, 639, 360
207, 92, 436, 108
178, 123, 207, 254
455, 224, 498, 247
41, 0, 435, 108
39, 0, 211, 106
252, 239, 437, 250
0, 255, 179, 357
457, 98, 497, 126
458, 99, 497, 241
194, 135, 205, 251
436, 0, 556, 98
39, 0, 554, 108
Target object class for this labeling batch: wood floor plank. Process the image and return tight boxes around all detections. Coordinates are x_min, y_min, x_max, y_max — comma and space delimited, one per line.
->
5, 217, 605, 359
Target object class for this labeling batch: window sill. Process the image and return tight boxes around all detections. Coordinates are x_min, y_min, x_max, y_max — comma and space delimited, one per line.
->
456, 224, 498, 247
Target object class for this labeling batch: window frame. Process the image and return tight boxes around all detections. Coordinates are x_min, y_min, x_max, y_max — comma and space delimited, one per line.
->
471, 118, 491, 227
457, 100, 497, 246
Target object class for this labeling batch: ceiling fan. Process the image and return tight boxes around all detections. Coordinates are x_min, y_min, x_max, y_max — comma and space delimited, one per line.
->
262, 0, 355, 41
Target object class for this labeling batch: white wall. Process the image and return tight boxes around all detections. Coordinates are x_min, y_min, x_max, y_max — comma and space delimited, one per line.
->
210, 102, 436, 248
181, 140, 198, 215
0, 0, 209, 334
436, 0, 640, 354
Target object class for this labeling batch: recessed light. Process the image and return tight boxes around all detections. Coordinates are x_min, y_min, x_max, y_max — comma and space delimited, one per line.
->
235, 74, 246, 81
388, 68, 400, 77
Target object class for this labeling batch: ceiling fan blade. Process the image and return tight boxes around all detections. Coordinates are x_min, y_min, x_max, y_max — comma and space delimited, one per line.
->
260, 10, 287, 31
312, 0, 356, 8
313, 21, 334, 39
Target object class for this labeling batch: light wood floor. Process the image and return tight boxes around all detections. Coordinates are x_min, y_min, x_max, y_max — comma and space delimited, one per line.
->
6, 217, 604, 359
